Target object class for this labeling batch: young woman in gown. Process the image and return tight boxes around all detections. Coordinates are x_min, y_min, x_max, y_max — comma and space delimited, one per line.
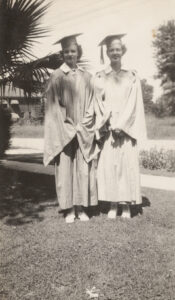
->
95, 34, 147, 219
44, 34, 101, 223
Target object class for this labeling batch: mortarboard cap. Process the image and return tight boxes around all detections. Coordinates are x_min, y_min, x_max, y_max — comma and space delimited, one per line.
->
98, 33, 126, 64
98, 34, 126, 46
54, 33, 82, 48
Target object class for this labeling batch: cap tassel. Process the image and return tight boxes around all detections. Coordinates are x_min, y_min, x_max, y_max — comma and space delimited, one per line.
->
100, 45, 104, 64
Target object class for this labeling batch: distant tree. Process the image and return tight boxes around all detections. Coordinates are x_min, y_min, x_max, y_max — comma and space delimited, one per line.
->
141, 79, 154, 114
153, 20, 175, 115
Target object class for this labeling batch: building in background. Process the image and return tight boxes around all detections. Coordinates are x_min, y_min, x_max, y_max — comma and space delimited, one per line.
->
0, 86, 44, 123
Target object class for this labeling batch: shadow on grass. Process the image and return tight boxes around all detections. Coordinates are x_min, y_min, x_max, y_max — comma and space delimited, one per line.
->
1, 152, 151, 223
89, 196, 151, 218
5, 153, 55, 166
5, 153, 44, 164
0, 166, 57, 226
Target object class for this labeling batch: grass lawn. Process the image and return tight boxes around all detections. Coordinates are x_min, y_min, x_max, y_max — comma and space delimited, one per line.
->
12, 114, 175, 140
146, 114, 175, 140
0, 167, 175, 300
11, 124, 44, 138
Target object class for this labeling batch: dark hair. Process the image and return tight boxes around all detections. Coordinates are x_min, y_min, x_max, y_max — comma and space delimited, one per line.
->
61, 44, 83, 61
107, 39, 127, 55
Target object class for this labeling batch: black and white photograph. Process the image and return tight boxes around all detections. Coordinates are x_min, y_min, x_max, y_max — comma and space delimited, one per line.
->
0, 0, 175, 299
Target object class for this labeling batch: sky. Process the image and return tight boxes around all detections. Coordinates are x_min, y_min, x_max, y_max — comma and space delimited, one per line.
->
32, 0, 175, 100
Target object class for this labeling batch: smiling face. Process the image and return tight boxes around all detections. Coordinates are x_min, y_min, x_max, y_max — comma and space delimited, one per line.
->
63, 44, 78, 68
107, 39, 123, 64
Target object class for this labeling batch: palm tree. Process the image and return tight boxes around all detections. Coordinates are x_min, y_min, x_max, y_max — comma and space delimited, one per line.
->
0, 0, 50, 157
10, 52, 91, 94
0, 0, 90, 95
0, 0, 50, 95
9, 52, 63, 95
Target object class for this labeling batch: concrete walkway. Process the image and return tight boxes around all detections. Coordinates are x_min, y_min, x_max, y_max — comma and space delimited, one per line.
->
8, 138, 175, 154
141, 174, 175, 191
1, 159, 175, 192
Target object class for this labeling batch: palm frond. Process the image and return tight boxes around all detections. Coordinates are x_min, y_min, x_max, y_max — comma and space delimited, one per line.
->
0, 0, 50, 66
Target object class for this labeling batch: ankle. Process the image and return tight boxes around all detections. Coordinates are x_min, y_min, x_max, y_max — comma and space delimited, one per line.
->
110, 202, 118, 210
122, 204, 130, 212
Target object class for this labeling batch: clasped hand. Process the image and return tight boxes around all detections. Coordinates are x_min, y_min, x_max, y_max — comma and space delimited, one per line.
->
109, 125, 124, 137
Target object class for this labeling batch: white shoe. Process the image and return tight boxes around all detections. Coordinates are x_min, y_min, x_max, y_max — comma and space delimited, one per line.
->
65, 211, 75, 223
78, 211, 89, 222
121, 206, 131, 219
107, 209, 117, 219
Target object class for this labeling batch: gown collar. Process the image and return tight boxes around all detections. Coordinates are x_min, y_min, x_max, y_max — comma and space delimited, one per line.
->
60, 62, 84, 74
105, 65, 127, 75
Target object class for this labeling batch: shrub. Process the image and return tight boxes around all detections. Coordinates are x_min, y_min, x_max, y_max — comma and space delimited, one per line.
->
140, 148, 175, 172
154, 94, 175, 118
0, 106, 12, 157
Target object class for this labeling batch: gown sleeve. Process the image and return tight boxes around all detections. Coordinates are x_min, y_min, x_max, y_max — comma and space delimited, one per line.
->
43, 72, 76, 166
112, 72, 147, 142
76, 75, 110, 163
93, 73, 111, 140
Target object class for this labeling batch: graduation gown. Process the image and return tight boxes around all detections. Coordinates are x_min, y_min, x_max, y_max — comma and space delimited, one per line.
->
44, 63, 100, 210
95, 66, 147, 204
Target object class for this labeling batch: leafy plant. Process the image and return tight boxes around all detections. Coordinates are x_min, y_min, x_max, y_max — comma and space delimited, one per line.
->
140, 148, 175, 172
